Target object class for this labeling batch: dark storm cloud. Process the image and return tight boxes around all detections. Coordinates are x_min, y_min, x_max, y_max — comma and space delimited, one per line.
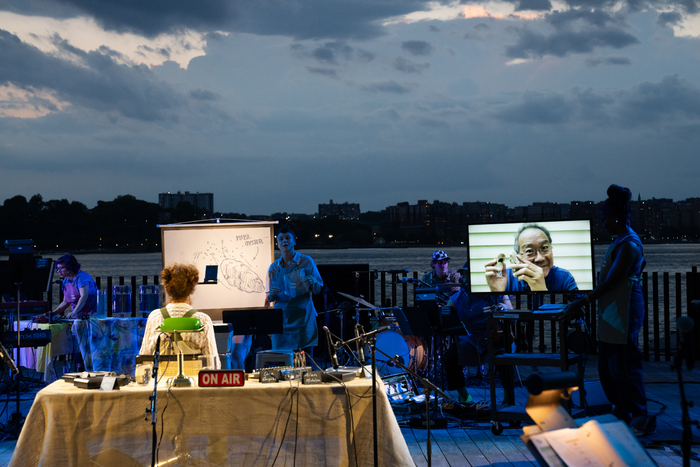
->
492, 76, 700, 128
545, 9, 621, 28
312, 47, 337, 64
393, 56, 430, 74
401, 40, 435, 56
657, 11, 683, 27
0, 29, 184, 121
515, 0, 552, 11
504, 27, 640, 59
22, 0, 431, 40
617, 75, 700, 125
585, 56, 631, 67
294, 41, 374, 66
359, 80, 411, 94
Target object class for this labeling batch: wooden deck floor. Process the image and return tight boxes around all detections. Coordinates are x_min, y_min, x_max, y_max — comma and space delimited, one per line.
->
0, 355, 697, 466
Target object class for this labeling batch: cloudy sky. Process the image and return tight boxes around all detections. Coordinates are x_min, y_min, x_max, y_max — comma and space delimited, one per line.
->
1, 0, 699, 215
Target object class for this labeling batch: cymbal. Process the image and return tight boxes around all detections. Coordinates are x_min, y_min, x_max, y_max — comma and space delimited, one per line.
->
338, 292, 376, 309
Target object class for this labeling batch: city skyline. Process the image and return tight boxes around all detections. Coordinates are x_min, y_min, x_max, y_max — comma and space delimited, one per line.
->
1, 2, 699, 214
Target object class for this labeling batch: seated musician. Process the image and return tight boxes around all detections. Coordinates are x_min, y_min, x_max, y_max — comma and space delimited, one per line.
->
39, 254, 97, 321
442, 289, 511, 403
422, 250, 461, 297
139, 263, 221, 369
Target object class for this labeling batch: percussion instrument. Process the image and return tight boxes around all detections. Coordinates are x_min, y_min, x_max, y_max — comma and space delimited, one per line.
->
374, 330, 427, 377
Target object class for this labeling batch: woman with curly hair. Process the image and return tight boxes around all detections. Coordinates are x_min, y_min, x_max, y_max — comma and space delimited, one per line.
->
139, 263, 220, 369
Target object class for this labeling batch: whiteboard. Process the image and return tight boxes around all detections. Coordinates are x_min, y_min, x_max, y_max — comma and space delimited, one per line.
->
160, 221, 277, 318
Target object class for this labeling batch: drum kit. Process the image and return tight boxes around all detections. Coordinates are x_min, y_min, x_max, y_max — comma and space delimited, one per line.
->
331, 292, 428, 378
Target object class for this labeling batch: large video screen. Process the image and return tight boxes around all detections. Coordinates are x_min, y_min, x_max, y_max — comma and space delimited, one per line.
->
467, 219, 594, 294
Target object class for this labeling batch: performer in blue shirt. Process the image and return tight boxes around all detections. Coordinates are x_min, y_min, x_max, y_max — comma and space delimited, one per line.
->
443, 289, 511, 403
266, 226, 323, 351
50, 254, 98, 318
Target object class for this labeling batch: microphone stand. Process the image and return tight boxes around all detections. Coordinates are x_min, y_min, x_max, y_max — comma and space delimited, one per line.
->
148, 335, 161, 467
374, 346, 449, 467
672, 350, 697, 467
330, 326, 392, 467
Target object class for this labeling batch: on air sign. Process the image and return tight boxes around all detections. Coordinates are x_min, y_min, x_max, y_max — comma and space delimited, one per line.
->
198, 370, 245, 387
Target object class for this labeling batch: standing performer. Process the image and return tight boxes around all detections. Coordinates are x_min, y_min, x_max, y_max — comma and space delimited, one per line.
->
266, 226, 323, 351
570, 184, 655, 437
49, 254, 98, 319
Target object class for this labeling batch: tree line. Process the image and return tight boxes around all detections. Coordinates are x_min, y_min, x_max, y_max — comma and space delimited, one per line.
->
0, 194, 374, 252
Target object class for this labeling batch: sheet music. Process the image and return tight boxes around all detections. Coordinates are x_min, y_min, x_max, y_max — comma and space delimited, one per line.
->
529, 420, 655, 467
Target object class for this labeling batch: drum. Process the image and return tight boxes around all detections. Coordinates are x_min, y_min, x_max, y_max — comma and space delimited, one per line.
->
374, 331, 427, 376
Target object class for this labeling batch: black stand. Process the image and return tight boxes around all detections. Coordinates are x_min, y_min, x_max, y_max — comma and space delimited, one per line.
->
672, 353, 697, 467
374, 345, 448, 467
147, 336, 161, 467
6, 282, 25, 439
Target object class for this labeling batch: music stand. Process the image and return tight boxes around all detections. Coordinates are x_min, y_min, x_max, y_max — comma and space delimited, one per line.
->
392, 307, 434, 337
199, 265, 218, 285
222, 309, 284, 336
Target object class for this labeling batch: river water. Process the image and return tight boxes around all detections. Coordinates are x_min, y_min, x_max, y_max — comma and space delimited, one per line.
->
69, 243, 700, 279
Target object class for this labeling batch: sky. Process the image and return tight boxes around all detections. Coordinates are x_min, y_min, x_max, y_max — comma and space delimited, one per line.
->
1, 0, 699, 215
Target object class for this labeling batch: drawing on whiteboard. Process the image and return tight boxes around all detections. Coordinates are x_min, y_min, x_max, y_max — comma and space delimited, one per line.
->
220, 258, 265, 293
198, 240, 266, 294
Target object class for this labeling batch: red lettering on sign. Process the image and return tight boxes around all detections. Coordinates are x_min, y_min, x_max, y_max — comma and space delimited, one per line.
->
198, 370, 245, 387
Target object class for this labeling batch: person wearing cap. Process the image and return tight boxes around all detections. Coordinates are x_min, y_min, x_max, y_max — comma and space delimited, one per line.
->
422, 250, 461, 291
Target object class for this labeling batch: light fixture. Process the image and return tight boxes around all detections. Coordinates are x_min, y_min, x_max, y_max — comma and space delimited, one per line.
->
160, 317, 204, 387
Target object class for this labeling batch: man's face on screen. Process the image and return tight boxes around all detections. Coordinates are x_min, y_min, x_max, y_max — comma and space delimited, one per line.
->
517, 228, 553, 278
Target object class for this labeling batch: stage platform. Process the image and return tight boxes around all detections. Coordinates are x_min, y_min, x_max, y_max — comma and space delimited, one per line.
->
0, 355, 697, 466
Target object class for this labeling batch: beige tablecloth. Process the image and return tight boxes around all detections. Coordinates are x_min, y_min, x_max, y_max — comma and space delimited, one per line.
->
11, 376, 413, 466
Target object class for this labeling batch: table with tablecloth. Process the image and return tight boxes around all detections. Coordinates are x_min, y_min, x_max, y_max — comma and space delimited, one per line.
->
10, 376, 413, 467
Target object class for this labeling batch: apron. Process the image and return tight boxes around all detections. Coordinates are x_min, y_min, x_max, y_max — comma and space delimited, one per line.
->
597, 232, 645, 344
270, 264, 318, 350
63, 280, 89, 317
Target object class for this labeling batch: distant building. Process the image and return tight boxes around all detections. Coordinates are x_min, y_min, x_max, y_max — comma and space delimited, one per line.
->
158, 191, 214, 213
318, 199, 360, 220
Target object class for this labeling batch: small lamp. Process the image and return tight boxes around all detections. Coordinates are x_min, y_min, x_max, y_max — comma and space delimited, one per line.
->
160, 317, 204, 388
524, 371, 580, 432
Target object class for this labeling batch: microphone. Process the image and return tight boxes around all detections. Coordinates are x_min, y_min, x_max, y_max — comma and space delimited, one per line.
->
401, 277, 424, 285
323, 326, 339, 370
354, 324, 365, 365
152, 335, 161, 379
388, 355, 405, 367
677, 316, 695, 371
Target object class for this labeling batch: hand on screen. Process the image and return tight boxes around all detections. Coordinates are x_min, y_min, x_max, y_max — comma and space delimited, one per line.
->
484, 257, 507, 292
511, 256, 547, 291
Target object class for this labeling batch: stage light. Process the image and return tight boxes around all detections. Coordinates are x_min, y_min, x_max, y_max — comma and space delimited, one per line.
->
524, 371, 580, 432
